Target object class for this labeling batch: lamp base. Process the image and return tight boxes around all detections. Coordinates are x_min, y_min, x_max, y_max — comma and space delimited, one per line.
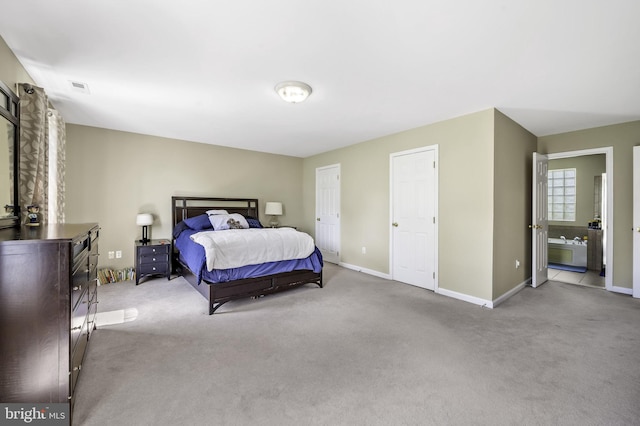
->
269, 216, 279, 228
139, 225, 151, 243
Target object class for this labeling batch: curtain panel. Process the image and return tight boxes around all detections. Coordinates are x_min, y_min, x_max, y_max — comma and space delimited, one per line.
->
18, 83, 66, 225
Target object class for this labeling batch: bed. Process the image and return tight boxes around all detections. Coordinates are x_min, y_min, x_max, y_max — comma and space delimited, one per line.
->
171, 196, 323, 314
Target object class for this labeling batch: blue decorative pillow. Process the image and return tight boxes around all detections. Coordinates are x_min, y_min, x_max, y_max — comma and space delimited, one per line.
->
172, 221, 190, 239
246, 217, 263, 228
184, 214, 213, 231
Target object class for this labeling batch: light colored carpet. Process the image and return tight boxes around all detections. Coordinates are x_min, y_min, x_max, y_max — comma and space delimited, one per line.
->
73, 263, 640, 425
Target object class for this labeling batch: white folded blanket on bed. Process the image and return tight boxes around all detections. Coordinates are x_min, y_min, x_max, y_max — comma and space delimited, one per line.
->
190, 227, 315, 271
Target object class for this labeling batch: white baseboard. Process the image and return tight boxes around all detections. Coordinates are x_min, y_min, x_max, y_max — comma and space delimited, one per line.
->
609, 285, 633, 295
338, 263, 532, 309
491, 278, 530, 308
436, 287, 493, 308
338, 262, 392, 280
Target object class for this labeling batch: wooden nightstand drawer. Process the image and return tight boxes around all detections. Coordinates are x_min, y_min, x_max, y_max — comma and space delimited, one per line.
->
138, 244, 170, 256
138, 263, 169, 275
139, 253, 169, 265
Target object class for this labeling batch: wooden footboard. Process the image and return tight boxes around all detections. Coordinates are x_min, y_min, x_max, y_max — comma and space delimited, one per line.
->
176, 260, 322, 315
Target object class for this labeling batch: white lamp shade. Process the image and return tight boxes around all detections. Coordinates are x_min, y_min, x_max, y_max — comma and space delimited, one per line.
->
136, 213, 153, 226
265, 202, 283, 216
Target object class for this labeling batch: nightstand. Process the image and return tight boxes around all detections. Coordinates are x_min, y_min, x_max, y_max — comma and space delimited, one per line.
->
135, 239, 171, 285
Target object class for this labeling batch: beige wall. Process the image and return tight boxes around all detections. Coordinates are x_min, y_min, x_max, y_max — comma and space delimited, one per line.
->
0, 36, 34, 92
538, 121, 640, 289
65, 124, 304, 269
493, 110, 538, 299
303, 109, 499, 301
548, 155, 605, 226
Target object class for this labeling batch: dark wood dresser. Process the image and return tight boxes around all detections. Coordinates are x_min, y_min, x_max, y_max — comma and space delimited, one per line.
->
0, 223, 99, 414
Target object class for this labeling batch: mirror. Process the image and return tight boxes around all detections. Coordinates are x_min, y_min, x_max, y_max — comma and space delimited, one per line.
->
0, 80, 19, 229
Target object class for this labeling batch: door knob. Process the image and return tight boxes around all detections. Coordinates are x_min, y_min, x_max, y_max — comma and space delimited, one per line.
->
392, 222, 398, 227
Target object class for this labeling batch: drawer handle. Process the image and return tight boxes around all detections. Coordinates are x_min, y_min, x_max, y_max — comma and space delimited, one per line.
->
71, 325, 82, 331
152, 258, 156, 261
73, 286, 80, 291
152, 267, 156, 271
73, 365, 82, 372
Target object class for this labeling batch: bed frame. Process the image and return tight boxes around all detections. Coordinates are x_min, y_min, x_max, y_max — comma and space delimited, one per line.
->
171, 196, 323, 315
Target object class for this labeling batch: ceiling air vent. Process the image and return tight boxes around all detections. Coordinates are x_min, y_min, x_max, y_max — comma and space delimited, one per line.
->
69, 80, 90, 94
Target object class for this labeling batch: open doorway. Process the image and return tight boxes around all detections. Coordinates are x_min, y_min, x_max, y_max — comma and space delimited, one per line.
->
545, 148, 613, 291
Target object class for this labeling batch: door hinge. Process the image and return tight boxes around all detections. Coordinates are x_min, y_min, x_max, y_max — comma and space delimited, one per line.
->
433, 161, 436, 168
433, 272, 435, 279
433, 217, 436, 224
337, 175, 340, 180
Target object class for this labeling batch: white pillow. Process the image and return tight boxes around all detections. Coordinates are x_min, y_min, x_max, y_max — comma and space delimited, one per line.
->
208, 213, 249, 231
206, 209, 228, 216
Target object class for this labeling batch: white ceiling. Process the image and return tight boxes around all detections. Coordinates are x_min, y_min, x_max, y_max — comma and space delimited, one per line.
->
1, 1, 639, 158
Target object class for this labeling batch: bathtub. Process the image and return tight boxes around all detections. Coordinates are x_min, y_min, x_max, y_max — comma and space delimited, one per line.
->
548, 238, 587, 268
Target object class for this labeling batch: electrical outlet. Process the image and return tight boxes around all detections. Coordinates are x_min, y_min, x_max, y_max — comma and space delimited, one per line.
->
108, 251, 114, 259
515, 259, 520, 269
362, 246, 366, 254
116, 250, 122, 259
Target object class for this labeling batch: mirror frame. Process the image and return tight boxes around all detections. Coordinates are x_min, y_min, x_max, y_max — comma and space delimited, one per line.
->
0, 80, 19, 229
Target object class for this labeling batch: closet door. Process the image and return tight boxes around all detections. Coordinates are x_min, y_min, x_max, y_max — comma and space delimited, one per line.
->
633, 147, 640, 298
390, 146, 437, 290
316, 164, 340, 264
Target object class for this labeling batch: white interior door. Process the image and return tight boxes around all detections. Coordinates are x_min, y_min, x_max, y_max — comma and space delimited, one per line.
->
633, 147, 640, 298
532, 152, 548, 288
391, 147, 437, 290
316, 164, 340, 264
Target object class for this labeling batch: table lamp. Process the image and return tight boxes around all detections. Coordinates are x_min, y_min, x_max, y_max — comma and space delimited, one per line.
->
265, 202, 282, 228
136, 213, 153, 243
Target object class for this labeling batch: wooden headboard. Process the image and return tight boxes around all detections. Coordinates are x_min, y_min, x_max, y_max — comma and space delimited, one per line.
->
172, 196, 259, 227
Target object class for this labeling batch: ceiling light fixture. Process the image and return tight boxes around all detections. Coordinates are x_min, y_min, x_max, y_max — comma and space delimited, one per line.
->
275, 81, 312, 103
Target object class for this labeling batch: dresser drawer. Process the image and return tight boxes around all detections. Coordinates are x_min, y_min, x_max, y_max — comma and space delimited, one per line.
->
71, 259, 89, 310
70, 291, 89, 351
70, 322, 89, 397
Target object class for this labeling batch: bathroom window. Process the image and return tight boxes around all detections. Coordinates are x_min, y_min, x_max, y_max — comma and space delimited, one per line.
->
548, 168, 576, 221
